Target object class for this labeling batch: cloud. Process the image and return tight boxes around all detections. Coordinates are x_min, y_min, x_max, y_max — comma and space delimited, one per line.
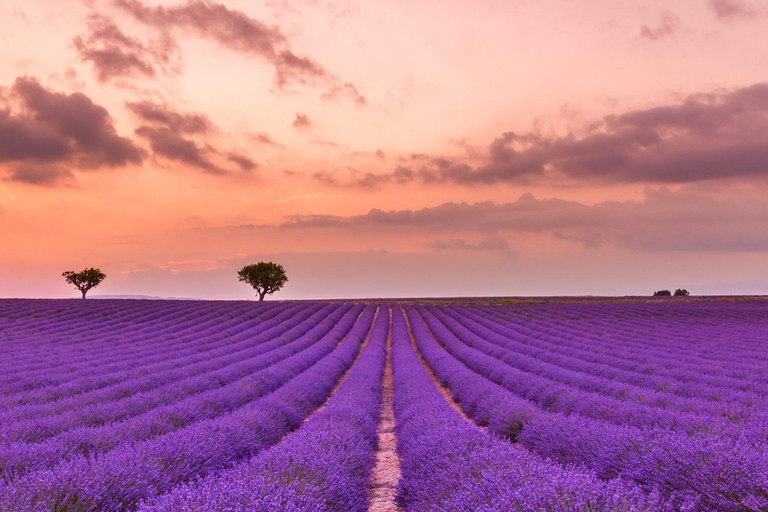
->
127, 100, 255, 174
639, 12, 680, 40
73, 14, 180, 82
709, 0, 757, 20
134, 125, 225, 174
3, 164, 73, 186
292, 113, 311, 129
0, 76, 143, 184
309, 139, 337, 147
273, 187, 768, 252
115, 0, 365, 102
323, 82, 768, 187
314, 166, 413, 187
126, 100, 212, 134
249, 132, 282, 146
226, 152, 257, 171
428, 236, 512, 252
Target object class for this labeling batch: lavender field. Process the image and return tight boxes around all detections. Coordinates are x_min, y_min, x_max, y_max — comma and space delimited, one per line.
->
1, 298, 767, 512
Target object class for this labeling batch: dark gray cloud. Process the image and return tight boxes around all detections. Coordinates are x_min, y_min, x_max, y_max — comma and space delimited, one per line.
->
115, 0, 365, 103
323, 82, 768, 187
12, 77, 144, 167
274, 187, 768, 252
73, 14, 179, 82
134, 125, 225, 174
128, 100, 255, 174
126, 100, 212, 134
3, 164, 73, 186
0, 77, 143, 185
226, 152, 257, 171
639, 12, 680, 40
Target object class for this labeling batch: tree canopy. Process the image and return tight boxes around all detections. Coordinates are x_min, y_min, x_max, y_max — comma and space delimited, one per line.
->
674, 289, 690, 296
237, 262, 288, 301
62, 268, 107, 299
653, 290, 672, 296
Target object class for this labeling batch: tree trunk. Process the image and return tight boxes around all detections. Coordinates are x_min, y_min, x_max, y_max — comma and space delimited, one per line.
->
258, 291, 266, 301
81, 289, 87, 299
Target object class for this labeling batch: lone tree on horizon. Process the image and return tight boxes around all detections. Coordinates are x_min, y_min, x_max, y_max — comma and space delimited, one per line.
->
62, 268, 107, 299
238, 262, 288, 301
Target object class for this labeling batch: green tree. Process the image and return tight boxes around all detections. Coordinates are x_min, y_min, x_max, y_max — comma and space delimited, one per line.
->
674, 288, 690, 296
653, 290, 672, 296
62, 268, 107, 299
238, 262, 288, 301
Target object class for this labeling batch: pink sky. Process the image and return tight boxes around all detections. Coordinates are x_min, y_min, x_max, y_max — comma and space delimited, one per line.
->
1, 0, 768, 299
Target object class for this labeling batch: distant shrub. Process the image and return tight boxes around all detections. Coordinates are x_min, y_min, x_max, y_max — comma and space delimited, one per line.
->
674, 289, 690, 296
653, 290, 672, 296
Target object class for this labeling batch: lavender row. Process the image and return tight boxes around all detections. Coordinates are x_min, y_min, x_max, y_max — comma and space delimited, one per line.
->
0, 304, 355, 478
138, 305, 389, 512
476, 302, 768, 376
0, 303, 327, 420
0, 305, 375, 511
418, 305, 722, 433
430, 305, 753, 418
460, 304, 768, 402
405, 306, 768, 511
474, 302, 768, 370
0, 300, 258, 373
0, 304, 340, 444
391, 306, 656, 512
0, 302, 290, 394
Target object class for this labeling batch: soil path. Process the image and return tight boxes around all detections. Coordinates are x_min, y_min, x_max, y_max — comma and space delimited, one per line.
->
368, 306, 402, 512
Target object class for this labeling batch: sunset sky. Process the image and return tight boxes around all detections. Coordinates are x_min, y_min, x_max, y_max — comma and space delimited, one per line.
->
2, 0, 768, 299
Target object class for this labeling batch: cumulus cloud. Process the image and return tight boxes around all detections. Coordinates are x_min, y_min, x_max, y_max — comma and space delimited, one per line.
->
115, 0, 365, 102
73, 14, 180, 82
274, 187, 768, 252
0, 76, 143, 185
322, 82, 768, 187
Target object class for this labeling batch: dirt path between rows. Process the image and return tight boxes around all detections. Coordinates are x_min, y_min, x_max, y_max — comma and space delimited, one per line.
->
368, 307, 402, 512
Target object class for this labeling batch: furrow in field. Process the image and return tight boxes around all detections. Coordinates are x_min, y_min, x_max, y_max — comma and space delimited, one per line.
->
368, 306, 401, 512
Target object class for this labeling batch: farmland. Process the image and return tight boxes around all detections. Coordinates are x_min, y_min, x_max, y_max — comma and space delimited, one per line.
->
0, 298, 767, 511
